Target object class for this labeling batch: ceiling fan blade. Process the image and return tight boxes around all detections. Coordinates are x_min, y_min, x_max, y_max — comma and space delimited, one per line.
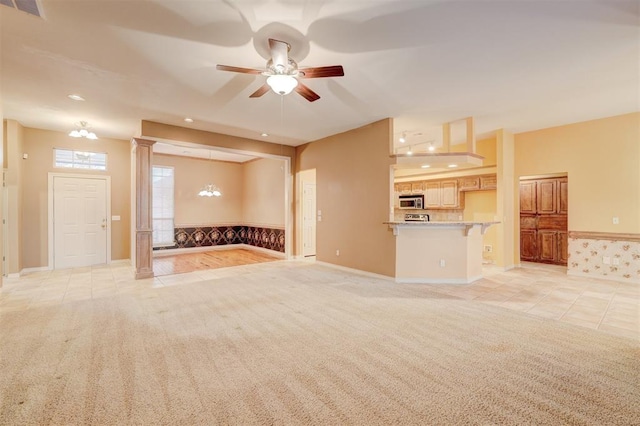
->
216, 64, 263, 75
299, 65, 344, 79
295, 83, 321, 102
249, 84, 270, 98
268, 38, 290, 70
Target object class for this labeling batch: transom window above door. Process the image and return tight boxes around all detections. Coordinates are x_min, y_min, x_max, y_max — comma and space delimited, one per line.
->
54, 148, 107, 170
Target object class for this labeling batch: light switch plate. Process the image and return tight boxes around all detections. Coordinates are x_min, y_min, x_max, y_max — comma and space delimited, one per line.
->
112, 215, 121, 221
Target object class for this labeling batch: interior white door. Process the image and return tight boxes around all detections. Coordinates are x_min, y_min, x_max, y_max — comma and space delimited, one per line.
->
54, 176, 107, 269
302, 182, 316, 257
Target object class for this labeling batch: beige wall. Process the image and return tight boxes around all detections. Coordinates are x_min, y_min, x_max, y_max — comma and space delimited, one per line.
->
242, 158, 285, 228
515, 112, 640, 234
296, 119, 396, 277
463, 190, 498, 263
21, 128, 131, 269
153, 154, 243, 226
5, 120, 24, 274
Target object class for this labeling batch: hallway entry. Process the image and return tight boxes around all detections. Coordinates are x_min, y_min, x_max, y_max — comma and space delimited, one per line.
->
51, 175, 109, 269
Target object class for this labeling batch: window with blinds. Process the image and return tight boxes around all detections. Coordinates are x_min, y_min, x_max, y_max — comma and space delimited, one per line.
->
54, 148, 107, 170
152, 166, 175, 247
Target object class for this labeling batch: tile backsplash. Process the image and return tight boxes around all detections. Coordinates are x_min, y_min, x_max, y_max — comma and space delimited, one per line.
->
393, 209, 464, 222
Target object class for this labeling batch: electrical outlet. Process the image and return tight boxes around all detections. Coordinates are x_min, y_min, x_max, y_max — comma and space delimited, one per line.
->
439, 259, 446, 268
336, 250, 340, 256
612, 258, 620, 266
484, 245, 493, 253
603, 256, 611, 265
613, 217, 619, 225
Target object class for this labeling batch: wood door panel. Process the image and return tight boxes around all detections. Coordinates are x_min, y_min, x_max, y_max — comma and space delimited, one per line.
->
537, 215, 567, 230
537, 179, 557, 214
520, 215, 537, 229
558, 231, 568, 265
558, 178, 568, 215
520, 230, 537, 261
519, 181, 536, 214
538, 231, 558, 263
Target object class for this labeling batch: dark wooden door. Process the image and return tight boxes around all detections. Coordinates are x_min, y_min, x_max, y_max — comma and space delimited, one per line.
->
520, 177, 568, 265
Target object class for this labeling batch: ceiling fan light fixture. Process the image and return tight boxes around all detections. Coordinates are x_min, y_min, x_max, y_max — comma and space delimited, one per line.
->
266, 74, 298, 95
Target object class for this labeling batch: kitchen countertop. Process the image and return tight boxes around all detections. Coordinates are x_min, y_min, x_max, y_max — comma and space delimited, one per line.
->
384, 221, 500, 236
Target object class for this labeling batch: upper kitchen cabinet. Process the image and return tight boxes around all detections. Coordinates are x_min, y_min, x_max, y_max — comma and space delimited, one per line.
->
458, 176, 480, 191
396, 183, 412, 195
458, 174, 497, 192
479, 175, 497, 190
425, 180, 461, 209
411, 182, 424, 194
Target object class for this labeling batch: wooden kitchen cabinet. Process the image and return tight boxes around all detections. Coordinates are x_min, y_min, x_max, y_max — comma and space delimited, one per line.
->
458, 174, 497, 191
458, 176, 480, 191
425, 182, 441, 208
441, 180, 459, 208
411, 182, 424, 194
397, 183, 412, 195
480, 175, 497, 190
422, 180, 461, 209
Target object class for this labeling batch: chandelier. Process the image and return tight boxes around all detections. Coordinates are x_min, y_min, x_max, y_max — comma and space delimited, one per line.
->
69, 121, 98, 140
198, 150, 222, 197
198, 184, 221, 197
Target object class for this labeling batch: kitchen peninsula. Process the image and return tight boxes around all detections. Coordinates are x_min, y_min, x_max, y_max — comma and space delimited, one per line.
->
384, 221, 499, 284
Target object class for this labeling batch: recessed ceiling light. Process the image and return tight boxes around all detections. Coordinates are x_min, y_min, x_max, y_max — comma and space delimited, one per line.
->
448, 164, 458, 168
184, 118, 194, 123
261, 133, 269, 137
421, 165, 430, 169
399, 137, 406, 143
68, 94, 85, 101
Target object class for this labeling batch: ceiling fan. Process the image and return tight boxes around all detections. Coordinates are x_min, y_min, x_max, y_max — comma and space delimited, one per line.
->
216, 38, 344, 102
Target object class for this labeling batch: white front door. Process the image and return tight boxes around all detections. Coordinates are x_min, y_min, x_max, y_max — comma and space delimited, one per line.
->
302, 182, 316, 257
53, 176, 108, 269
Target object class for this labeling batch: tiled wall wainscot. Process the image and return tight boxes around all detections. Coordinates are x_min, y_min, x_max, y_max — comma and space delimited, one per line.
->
567, 231, 640, 284
155, 225, 285, 253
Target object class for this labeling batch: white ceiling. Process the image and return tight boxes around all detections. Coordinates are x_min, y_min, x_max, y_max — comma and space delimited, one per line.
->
1, 0, 639, 154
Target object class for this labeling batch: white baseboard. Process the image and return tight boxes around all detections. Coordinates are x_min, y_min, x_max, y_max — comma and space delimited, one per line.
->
315, 261, 394, 281
567, 270, 640, 285
153, 244, 286, 259
19, 266, 52, 275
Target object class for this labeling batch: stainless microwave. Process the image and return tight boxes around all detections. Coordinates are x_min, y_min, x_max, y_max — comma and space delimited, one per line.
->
399, 195, 424, 209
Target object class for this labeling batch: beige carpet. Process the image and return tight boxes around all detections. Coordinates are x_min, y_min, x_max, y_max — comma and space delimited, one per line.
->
1, 262, 638, 425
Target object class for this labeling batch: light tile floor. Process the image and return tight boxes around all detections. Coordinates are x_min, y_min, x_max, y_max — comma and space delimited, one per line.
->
1, 260, 638, 340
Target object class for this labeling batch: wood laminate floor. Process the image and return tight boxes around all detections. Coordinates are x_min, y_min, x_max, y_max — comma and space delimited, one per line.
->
153, 248, 281, 276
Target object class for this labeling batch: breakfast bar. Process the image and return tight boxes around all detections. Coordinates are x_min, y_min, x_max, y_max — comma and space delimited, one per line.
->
384, 221, 499, 284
